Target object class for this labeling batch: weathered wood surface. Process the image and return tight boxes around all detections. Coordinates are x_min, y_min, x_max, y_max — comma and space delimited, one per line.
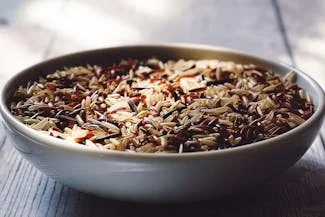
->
1, 0, 325, 216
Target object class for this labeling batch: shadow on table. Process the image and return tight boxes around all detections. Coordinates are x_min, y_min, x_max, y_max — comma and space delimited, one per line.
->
74, 158, 325, 217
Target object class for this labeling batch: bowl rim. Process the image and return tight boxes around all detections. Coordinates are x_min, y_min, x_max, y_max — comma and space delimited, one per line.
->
1, 43, 324, 159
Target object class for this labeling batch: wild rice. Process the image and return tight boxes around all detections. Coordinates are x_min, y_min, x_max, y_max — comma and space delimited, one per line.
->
10, 58, 314, 153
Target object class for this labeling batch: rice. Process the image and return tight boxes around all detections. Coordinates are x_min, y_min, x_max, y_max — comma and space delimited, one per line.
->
10, 58, 314, 153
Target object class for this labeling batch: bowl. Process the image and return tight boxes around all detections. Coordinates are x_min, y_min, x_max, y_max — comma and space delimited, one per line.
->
0, 44, 324, 202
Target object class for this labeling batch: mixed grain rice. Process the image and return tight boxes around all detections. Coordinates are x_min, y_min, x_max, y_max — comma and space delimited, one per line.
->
10, 58, 314, 153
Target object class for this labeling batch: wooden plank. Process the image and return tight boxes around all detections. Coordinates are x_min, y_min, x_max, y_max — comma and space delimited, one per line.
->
278, 0, 325, 88
0, 27, 53, 85
276, 1, 325, 215
0, 26, 52, 191
0, 27, 53, 217
0, 0, 23, 24
0, 0, 67, 26
48, 0, 289, 61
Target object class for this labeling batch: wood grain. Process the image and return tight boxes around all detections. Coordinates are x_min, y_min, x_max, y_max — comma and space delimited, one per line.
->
279, 0, 325, 88
0, 0, 325, 216
0, 27, 53, 85
49, 0, 289, 61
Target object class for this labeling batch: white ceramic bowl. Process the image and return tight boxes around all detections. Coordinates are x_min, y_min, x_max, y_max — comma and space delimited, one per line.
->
1, 44, 324, 202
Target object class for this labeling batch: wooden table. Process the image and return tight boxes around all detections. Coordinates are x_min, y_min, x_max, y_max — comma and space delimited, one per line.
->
1, 0, 325, 216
